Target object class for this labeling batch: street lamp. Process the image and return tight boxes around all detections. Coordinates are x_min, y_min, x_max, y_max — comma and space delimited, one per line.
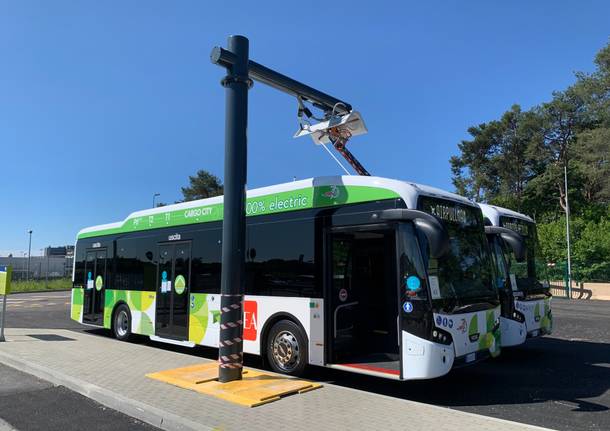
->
152, 193, 160, 208
26, 230, 33, 281
564, 164, 572, 299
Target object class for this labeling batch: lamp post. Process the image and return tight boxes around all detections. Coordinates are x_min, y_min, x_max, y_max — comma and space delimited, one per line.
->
152, 193, 160, 208
26, 230, 33, 281
564, 164, 572, 299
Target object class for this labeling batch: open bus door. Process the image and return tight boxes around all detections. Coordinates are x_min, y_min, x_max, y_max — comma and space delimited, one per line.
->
325, 225, 402, 378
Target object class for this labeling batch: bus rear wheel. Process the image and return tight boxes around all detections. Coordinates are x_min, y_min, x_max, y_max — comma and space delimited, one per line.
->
113, 304, 132, 342
266, 320, 308, 377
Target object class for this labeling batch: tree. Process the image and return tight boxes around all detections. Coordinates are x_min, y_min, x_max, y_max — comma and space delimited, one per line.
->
180, 170, 224, 202
450, 105, 543, 211
450, 40, 610, 281
574, 127, 610, 204
532, 88, 588, 214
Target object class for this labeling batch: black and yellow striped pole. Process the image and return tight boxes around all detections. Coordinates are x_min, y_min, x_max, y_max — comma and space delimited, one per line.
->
215, 35, 251, 382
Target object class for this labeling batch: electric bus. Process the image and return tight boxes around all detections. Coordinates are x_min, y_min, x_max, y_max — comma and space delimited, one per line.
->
479, 204, 552, 344
71, 175, 501, 381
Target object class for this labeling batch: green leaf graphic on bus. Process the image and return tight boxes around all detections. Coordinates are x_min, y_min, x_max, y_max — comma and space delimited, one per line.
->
70, 288, 84, 322
469, 314, 478, 339
188, 294, 209, 344
541, 299, 552, 332
485, 310, 495, 332
211, 310, 221, 324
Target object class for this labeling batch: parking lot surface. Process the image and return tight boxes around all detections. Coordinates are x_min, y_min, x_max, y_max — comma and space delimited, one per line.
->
2, 292, 609, 430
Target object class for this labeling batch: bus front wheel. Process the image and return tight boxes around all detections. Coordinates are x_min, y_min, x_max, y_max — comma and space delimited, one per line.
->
266, 320, 308, 377
113, 304, 132, 342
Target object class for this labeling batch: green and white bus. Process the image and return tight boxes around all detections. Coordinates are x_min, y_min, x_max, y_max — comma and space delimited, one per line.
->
71, 175, 501, 380
479, 204, 552, 345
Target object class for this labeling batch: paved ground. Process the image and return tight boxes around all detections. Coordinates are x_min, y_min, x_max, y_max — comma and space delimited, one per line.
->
2, 291, 609, 430
0, 363, 159, 431
0, 327, 544, 431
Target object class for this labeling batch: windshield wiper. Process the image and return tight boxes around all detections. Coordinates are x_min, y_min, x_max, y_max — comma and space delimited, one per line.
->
450, 301, 495, 314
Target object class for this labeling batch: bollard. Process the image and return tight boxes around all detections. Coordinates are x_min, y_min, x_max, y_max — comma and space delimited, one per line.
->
0, 265, 12, 342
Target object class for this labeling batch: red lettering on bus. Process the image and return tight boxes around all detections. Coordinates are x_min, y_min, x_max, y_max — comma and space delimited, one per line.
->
243, 300, 258, 341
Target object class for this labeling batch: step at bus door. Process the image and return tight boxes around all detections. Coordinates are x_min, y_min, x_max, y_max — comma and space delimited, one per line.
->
155, 242, 191, 340
83, 249, 107, 324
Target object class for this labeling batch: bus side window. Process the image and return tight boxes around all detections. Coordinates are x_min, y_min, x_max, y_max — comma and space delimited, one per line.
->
191, 229, 222, 294
73, 250, 85, 288
116, 239, 139, 291
245, 219, 317, 298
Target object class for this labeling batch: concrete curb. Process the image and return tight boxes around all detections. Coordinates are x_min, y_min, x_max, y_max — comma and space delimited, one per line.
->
0, 417, 18, 431
0, 350, 212, 431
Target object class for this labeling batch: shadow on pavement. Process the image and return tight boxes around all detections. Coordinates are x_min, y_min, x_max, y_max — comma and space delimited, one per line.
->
319, 337, 610, 413
82, 328, 610, 414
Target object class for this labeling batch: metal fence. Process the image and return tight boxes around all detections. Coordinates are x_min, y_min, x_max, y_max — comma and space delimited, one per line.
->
0, 256, 73, 281
541, 261, 610, 299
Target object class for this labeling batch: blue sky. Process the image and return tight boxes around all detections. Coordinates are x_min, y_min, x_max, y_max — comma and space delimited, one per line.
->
1, 1, 609, 256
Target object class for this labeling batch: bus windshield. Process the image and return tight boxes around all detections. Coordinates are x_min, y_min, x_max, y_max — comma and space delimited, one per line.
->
499, 216, 546, 294
488, 236, 509, 290
418, 196, 497, 304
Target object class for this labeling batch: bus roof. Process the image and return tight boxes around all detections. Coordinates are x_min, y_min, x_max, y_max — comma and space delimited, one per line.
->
77, 175, 477, 240
477, 203, 534, 226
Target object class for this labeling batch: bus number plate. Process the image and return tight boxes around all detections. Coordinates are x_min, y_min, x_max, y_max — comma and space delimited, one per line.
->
465, 353, 476, 363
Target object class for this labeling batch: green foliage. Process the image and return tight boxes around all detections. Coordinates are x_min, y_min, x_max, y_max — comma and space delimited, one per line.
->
451, 40, 610, 281
180, 170, 224, 202
11, 278, 72, 293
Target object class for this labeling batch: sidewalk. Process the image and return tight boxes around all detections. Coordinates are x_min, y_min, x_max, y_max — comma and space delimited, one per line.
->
0, 328, 551, 431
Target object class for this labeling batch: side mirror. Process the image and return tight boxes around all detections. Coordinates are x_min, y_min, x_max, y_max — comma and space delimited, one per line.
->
380, 209, 450, 259
485, 226, 526, 262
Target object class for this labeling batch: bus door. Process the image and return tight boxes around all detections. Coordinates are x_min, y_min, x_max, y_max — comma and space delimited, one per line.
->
155, 241, 191, 340
326, 226, 400, 374
83, 248, 107, 324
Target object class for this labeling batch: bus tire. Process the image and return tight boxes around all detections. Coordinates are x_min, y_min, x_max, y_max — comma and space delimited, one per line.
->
113, 304, 132, 342
266, 320, 308, 377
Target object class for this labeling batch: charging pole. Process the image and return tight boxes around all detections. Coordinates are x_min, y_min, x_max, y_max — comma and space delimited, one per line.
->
216, 35, 252, 382
211, 35, 359, 383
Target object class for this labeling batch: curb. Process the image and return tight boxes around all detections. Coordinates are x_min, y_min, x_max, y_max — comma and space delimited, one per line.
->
0, 417, 17, 431
0, 350, 213, 431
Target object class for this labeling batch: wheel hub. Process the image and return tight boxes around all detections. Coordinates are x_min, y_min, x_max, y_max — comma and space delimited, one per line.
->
272, 331, 300, 371
116, 310, 129, 337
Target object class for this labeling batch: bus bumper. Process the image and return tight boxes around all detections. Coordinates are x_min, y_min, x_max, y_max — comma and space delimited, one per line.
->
499, 316, 527, 347
401, 331, 454, 380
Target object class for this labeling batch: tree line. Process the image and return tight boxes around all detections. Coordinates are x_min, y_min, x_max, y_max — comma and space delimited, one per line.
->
451, 42, 610, 281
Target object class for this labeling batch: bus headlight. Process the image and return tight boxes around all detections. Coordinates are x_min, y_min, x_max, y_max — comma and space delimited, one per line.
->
432, 328, 453, 345
512, 310, 525, 323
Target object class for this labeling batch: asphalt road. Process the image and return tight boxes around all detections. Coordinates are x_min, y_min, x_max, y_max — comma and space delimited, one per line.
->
0, 292, 159, 431
3, 291, 610, 431
0, 363, 159, 431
